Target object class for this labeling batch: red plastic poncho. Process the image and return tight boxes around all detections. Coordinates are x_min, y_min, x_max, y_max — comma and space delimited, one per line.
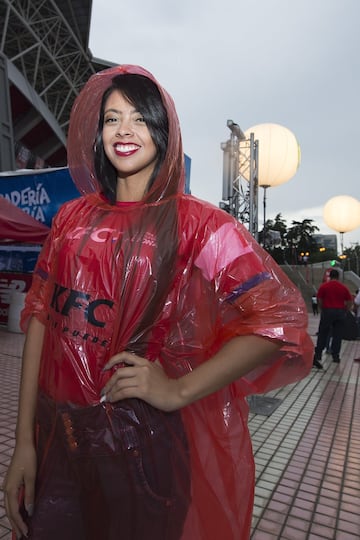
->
21, 65, 313, 539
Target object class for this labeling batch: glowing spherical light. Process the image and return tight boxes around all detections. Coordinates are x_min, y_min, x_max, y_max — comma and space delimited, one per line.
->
240, 123, 300, 187
323, 195, 360, 233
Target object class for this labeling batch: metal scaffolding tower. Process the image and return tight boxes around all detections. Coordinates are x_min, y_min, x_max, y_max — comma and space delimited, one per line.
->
220, 120, 259, 240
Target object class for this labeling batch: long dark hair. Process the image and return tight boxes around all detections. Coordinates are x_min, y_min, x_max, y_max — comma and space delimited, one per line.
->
94, 74, 169, 203
90, 73, 179, 357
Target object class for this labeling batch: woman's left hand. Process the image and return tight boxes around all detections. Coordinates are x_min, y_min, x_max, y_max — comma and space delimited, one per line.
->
101, 335, 282, 412
101, 352, 182, 412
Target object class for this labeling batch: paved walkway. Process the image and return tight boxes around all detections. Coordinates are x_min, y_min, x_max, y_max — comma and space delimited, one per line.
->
250, 314, 360, 540
0, 314, 359, 539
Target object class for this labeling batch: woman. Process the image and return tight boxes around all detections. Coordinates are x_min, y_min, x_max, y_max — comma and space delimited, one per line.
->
4, 65, 313, 540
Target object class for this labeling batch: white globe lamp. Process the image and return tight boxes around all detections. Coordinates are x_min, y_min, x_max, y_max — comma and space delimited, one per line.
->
239, 123, 300, 243
242, 123, 300, 187
323, 195, 360, 253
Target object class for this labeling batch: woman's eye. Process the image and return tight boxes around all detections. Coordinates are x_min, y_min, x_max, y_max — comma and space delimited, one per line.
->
135, 116, 145, 123
104, 117, 117, 124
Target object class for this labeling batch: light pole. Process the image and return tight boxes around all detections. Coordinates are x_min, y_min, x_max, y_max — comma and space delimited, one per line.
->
262, 184, 270, 247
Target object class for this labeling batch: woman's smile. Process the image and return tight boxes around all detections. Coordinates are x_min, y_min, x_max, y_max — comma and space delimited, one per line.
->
113, 143, 141, 157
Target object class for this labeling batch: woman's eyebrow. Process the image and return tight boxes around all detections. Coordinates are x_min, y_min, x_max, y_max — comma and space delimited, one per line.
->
104, 107, 137, 114
104, 108, 121, 114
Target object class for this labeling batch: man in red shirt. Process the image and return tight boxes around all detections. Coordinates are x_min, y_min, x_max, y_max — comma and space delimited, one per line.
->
313, 269, 352, 368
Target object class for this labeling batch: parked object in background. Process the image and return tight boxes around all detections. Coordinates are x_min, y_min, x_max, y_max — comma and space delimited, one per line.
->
342, 310, 358, 341
7, 291, 26, 333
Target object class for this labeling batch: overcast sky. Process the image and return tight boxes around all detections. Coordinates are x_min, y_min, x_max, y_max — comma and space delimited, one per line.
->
89, 0, 360, 250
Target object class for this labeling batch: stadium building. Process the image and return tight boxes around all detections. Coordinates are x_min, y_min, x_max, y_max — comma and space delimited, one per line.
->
0, 0, 111, 172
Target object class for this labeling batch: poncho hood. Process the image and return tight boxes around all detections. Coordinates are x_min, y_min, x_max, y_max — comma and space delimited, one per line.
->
67, 64, 185, 201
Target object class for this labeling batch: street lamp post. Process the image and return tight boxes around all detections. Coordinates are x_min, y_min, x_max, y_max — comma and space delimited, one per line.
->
262, 184, 270, 247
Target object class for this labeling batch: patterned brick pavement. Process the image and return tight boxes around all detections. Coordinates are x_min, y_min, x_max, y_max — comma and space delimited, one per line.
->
0, 314, 359, 539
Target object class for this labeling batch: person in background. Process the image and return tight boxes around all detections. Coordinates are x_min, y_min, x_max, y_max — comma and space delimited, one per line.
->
354, 289, 360, 362
311, 293, 319, 315
354, 289, 360, 338
313, 269, 352, 369
325, 330, 333, 354
3, 65, 313, 540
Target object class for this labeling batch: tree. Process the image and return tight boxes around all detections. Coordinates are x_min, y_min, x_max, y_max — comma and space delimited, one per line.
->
270, 214, 287, 245
343, 244, 360, 275
285, 219, 319, 264
259, 213, 288, 263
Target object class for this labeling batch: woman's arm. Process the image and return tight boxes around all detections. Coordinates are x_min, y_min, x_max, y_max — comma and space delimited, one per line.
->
3, 316, 45, 539
16, 316, 45, 442
101, 334, 281, 411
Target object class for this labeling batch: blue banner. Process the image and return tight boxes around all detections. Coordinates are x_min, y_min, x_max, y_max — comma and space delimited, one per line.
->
184, 154, 191, 194
0, 245, 42, 273
0, 167, 80, 227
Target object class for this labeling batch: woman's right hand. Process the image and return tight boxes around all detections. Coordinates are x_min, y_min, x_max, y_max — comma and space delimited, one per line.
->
3, 442, 37, 539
